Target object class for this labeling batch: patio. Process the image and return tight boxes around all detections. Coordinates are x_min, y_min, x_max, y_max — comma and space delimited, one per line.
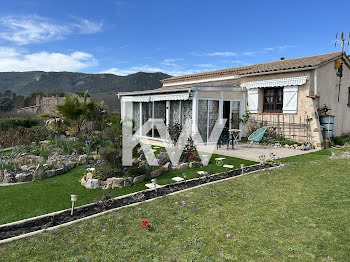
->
140, 139, 317, 162
214, 143, 318, 162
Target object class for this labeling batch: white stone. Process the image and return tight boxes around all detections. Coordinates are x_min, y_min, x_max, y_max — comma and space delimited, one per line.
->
172, 176, 184, 182
223, 164, 234, 169
215, 157, 226, 160
86, 179, 101, 189
145, 183, 162, 189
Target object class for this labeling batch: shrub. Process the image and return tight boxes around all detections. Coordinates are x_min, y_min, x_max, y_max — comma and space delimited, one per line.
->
0, 125, 50, 148
332, 135, 350, 146
0, 117, 41, 131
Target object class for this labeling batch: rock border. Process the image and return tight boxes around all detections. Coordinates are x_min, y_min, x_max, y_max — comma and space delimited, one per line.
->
0, 163, 276, 242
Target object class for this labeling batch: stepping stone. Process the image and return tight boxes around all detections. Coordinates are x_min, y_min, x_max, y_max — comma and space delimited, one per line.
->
172, 176, 185, 182
223, 164, 234, 169
215, 157, 225, 161
145, 183, 162, 189
197, 171, 207, 175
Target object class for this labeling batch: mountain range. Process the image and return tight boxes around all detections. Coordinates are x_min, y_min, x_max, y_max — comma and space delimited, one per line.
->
0, 71, 171, 111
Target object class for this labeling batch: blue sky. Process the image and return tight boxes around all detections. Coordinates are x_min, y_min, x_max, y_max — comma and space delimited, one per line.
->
0, 0, 349, 76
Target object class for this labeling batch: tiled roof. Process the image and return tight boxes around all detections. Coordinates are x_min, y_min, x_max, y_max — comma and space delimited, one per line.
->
162, 52, 344, 84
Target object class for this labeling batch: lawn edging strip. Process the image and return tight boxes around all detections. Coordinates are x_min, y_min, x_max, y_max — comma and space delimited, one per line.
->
0, 163, 277, 244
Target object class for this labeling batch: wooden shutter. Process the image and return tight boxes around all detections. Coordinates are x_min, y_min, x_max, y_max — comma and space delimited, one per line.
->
283, 86, 298, 114
247, 88, 259, 113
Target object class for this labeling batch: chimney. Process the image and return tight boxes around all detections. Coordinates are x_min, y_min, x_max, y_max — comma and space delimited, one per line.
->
280, 57, 285, 60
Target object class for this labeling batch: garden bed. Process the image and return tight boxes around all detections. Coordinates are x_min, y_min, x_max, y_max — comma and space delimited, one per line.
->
0, 162, 275, 241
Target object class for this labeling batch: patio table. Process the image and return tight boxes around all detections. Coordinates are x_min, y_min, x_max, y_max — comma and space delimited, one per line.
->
229, 129, 241, 148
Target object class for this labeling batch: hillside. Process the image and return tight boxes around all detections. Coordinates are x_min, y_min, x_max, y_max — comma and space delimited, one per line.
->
0, 71, 171, 111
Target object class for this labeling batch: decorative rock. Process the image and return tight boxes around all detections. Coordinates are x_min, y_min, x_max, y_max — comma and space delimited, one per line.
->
78, 154, 88, 164
123, 177, 134, 187
163, 162, 171, 171
86, 172, 94, 180
21, 165, 28, 171
34, 164, 45, 180
66, 162, 75, 170
157, 152, 170, 165
102, 183, 112, 190
55, 168, 64, 175
28, 166, 37, 171
86, 179, 101, 189
178, 163, 189, 170
3, 172, 15, 183
133, 174, 147, 184
15, 173, 33, 182
112, 177, 124, 189
45, 170, 56, 178
189, 162, 201, 168
150, 162, 171, 178
81, 177, 87, 187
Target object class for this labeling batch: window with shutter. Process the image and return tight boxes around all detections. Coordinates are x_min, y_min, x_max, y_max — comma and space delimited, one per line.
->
247, 88, 259, 113
282, 86, 298, 114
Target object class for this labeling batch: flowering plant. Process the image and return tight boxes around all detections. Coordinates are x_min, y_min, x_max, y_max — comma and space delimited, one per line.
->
141, 220, 151, 228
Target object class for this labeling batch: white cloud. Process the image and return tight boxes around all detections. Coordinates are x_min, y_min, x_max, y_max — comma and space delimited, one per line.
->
161, 58, 184, 66
0, 15, 103, 45
195, 63, 215, 68
0, 47, 97, 71
192, 51, 237, 57
72, 18, 103, 34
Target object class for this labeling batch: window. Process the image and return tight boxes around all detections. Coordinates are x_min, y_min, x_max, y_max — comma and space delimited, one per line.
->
263, 87, 283, 113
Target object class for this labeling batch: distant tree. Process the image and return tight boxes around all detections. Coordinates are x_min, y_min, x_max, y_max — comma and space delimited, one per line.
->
0, 97, 14, 112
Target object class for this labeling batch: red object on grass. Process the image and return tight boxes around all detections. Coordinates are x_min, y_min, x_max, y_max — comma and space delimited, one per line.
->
141, 220, 151, 228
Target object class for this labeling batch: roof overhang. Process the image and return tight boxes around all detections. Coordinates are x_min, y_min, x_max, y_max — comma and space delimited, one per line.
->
117, 87, 191, 98
121, 92, 190, 102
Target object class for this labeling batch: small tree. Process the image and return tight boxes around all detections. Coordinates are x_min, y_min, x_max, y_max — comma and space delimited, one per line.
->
56, 91, 102, 133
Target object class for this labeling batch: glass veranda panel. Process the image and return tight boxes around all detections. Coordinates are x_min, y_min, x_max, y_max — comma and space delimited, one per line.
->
132, 102, 140, 133
169, 100, 181, 125
198, 100, 208, 142
153, 101, 166, 138
208, 100, 219, 141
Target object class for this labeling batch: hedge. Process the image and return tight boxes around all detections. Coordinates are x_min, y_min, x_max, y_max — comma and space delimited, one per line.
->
0, 118, 41, 131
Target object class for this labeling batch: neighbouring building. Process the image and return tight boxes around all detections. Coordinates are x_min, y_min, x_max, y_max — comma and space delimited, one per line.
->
17, 96, 65, 115
118, 52, 350, 149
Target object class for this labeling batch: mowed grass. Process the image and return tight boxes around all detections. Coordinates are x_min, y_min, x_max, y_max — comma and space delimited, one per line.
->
1, 155, 350, 261
279, 148, 332, 163
0, 153, 255, 225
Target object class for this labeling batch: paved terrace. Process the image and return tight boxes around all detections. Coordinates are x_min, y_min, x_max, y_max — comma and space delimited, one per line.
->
140, 139, 317, 162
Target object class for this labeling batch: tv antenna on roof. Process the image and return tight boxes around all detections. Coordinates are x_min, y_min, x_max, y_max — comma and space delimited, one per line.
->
334, 32, 349, 102
335, 32, 349, 52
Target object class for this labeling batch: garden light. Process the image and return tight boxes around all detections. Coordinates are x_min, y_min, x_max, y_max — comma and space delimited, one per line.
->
151, 178, 157, 194
240, 164, 245, 173
70, 194, 78, 216
183, 173, 187, 186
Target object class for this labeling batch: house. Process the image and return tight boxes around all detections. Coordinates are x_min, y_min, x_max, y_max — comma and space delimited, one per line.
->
17, 95, 64, 115
118, 52, 350, 149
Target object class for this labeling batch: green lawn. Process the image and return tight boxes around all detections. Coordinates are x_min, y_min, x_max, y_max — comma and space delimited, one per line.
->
1, 152, 349, 261
0, 153, 255, 225
279, 148, 332, 163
